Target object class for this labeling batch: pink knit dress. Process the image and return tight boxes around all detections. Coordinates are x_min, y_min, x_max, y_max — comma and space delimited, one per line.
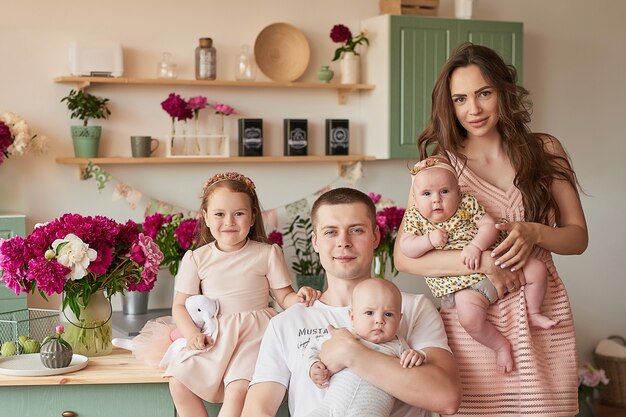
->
440, 163, 578, 416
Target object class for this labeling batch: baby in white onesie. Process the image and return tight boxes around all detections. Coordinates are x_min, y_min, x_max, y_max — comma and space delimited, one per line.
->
305, 279, 426, 417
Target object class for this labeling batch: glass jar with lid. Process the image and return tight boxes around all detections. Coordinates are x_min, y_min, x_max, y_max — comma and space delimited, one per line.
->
195, 37, 216, 80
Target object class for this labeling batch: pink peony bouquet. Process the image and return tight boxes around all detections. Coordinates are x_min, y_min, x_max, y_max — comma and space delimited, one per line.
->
369, 192, 405, 277
142, 213, 199, 276
330, 24, 369, 61
0, 214, 163, 319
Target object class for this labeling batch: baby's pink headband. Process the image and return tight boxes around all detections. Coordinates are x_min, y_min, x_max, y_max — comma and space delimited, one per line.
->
409, 156, 457, 178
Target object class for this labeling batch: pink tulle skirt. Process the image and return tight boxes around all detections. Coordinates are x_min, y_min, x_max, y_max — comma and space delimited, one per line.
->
131, 316, 177, 368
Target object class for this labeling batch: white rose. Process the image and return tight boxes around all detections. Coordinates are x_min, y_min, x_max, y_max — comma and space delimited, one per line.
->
52, 233, 97, 281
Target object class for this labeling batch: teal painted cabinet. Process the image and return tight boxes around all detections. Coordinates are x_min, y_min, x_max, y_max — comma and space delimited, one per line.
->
1, 384, 176, 417
0, 214, 27, 313
361, 15, 523, 159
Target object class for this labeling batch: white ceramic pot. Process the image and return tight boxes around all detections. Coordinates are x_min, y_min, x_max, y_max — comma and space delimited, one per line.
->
340, 53, 360, 84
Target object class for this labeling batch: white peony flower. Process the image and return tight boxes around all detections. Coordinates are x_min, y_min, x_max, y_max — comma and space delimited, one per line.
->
52, 233, 97, 281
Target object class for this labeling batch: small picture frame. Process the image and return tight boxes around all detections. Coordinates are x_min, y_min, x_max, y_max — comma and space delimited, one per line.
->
283, 119, 308, 156
238, 119, 263, 157
325, 119, 349, 155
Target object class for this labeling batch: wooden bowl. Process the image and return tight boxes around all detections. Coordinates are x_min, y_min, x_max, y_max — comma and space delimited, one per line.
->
254, 23, 310, 82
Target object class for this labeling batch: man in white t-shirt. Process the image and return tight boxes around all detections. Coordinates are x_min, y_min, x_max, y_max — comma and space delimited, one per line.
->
241, 188, 461, 417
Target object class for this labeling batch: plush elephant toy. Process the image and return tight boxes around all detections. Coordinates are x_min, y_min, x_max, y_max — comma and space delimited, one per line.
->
112, 294, 219, 368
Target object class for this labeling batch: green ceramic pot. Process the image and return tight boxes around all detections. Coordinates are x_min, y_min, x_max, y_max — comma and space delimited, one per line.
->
317, 66, 334, 83
71, 125, 101, 157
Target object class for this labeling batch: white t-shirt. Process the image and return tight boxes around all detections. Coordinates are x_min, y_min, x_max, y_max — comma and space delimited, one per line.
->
250, 292, 450, 417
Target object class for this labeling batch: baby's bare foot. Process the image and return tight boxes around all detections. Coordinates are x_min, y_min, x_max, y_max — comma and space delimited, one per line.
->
495, 346, 514, 375
528, 313, 559, 329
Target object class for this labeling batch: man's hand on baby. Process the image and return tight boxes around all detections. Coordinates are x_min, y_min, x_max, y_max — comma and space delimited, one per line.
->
309, 361, 330, 388
400, 349, 426, 368
428, 229, 448, 249
461, 243, 483, 270
297, 286, 322, 307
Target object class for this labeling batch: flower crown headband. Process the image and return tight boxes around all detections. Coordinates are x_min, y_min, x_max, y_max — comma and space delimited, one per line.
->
409, 156, 457, 178
203, 172, 256, 194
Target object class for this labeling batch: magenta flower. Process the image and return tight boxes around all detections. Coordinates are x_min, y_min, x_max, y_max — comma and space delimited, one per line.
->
143, 213, 167, 239
268, 230, 283, 247
188, 96, 208, 112
330, 24, 352, 43
161, 93, 192, 122
368, 192, 381, 205
0, 121, 11, 163
212, 102, 236, 116
175, 219, 198, 250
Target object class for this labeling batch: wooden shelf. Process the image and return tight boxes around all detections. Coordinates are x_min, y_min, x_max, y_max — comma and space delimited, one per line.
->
54, 76, 375, 104
56, 155, 375, 165
56, 155, 376, 177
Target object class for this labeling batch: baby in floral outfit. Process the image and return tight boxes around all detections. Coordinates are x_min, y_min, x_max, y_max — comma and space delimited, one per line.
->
399, 156, 557, 374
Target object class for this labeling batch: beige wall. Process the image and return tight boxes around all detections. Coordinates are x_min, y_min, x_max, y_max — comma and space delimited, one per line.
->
1, 0, 623, 362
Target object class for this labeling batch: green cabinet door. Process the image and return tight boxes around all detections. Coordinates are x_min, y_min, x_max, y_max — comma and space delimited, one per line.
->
362, 15, 523, 159
391, 16, 455, 158
0, 214, 27, 313
1, 384, 176, 417
457, 19, 523, 81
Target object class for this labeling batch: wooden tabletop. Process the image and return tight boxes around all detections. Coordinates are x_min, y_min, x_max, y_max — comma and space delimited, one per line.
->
0, 348, 165, 387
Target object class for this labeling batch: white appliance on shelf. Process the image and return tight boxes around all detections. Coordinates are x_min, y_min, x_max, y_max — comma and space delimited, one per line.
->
68, 41, 124, 77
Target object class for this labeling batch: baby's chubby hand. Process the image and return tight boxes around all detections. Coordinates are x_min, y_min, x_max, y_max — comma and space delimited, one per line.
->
400, 349, 426, 368
428, 229, 448, 249
309, 361, 330, 388
297, 286, 322, 307
461, 243, 483, 270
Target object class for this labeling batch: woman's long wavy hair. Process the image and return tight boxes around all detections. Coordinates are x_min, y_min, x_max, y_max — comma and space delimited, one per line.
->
418, 42, 578, 225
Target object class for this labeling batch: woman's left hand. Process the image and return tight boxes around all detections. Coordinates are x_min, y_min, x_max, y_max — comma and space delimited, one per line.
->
492, 221, 540, 272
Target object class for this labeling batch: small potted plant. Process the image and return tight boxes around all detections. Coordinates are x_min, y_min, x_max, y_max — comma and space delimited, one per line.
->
283, 215, 325, 291
61, 89, 111, 157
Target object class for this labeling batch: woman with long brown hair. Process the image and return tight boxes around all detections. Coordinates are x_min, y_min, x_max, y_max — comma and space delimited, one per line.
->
394, 43, 587, 416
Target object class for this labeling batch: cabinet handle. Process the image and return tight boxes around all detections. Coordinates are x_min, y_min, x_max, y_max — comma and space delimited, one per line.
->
62, 412, 77, 417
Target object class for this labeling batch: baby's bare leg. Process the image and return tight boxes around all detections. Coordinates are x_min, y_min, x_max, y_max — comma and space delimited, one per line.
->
522, 258, 559, 329
455, 289, 514, 374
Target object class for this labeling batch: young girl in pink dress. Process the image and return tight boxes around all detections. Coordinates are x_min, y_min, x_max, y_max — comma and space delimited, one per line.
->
394, 43, 588, 416
160, 172, 319, 417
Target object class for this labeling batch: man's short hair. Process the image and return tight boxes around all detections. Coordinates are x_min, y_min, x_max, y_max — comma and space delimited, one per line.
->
311, 187, 377, 230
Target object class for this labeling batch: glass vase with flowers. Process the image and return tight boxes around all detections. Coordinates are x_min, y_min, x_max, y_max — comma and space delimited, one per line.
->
0, 214, 163, 356
369, 192, 405, 279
